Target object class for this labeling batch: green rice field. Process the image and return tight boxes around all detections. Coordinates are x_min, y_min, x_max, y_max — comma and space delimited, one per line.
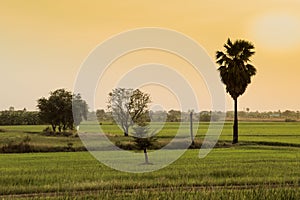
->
0, 122, 300, 199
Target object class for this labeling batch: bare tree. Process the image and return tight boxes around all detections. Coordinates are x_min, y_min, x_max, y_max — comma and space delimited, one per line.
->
107, 88, 151, 136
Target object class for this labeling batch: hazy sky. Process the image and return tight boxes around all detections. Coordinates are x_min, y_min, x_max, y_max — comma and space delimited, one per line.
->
1, 0, 300, 111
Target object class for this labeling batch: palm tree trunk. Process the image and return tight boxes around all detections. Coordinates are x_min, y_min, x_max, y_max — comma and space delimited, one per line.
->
233, 97, 238, 144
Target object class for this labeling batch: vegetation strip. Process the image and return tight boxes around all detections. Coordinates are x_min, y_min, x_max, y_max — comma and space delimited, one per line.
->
1, 184, 299, 199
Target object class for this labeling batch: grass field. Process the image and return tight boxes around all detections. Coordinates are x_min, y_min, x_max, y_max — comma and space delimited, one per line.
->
1, 122, 300, 150
93, 121, 300, 145
0, 148, 299, 199
0, 122, 300, 199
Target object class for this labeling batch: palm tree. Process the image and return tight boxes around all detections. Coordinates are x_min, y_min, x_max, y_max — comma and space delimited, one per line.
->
216, 39, 257, 144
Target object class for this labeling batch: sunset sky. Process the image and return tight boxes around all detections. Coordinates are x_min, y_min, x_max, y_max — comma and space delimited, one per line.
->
1, 0, 300, 111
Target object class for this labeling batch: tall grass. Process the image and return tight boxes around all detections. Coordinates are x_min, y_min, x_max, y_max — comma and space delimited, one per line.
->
0, 148, 299, 198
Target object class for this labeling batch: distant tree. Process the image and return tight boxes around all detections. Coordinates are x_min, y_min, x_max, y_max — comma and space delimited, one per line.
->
86, 111, 98, 121
26, 111, 41, 125
216, 38, 257, 143
96, 109, 105, 120
200, 111, 211, 122
0, 108, 41, 125
72, 93, 88, 127
95, 109, 113, 122
282, 110, 297, 120
166, 110, 181, 122
149, 110, 167, 122
9, 106, 14, 112
37, 89, 88, 132
107, 88, 151, 136
278, 110, 281, 118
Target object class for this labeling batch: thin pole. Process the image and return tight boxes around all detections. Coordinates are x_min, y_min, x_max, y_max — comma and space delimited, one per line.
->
190, 111, 195, 145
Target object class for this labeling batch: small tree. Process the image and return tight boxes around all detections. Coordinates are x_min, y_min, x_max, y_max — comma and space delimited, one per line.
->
107, 88, 151, 136
132, 125, 156, 164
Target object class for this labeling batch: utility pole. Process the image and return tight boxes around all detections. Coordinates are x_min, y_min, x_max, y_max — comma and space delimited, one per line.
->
190, 110, 195, 145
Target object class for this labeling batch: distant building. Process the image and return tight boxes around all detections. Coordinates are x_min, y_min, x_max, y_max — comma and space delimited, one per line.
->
269, 113, 280, 117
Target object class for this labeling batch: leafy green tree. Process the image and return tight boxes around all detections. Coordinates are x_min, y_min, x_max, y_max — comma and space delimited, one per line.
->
216, 38, 257, 143
37, 89, 88, 132
107, 88, 151, 136
37, 97, 59, 131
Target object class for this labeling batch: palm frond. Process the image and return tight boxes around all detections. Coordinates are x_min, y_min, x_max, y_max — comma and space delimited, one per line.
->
246, 64, 257, 76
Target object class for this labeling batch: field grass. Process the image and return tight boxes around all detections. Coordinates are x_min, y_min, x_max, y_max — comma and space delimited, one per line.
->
0, 125, 48, 133
1, 122, 300, 152
0, 122, 300, 199
0, 147, 299, 199
97, 121, 300, 146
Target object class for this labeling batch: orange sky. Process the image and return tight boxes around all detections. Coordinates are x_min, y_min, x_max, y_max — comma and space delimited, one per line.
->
1, 0, 300, 111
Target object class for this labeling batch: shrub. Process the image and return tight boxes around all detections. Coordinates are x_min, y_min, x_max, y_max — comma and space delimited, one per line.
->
43, 126, 53, 134
1, 136, 32, 153
23, 135, 31, 143
43, 126, 74, 137
62, 132, 73, 137
285, 118, 297, 122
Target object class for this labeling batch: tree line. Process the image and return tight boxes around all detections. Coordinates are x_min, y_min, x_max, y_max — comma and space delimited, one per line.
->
95, 109, 300, 123
1, 107, 298, 126
0, 89, 88, 130
0, 108, 41, 125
